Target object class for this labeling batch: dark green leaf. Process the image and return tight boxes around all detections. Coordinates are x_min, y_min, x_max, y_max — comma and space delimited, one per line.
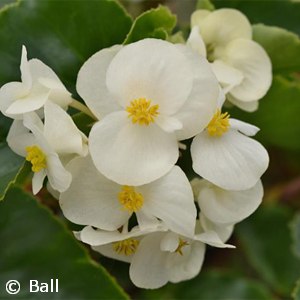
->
196, 0, 215, 11
0, 0, 132, 93
0, 142, 24, 200
293, 279, 300, 300
124, 5, 176, 44
213, 0, 300, 35
228, 76, 300, 151
253, 24, 300, 74
140, 270, 273, 300
236, 204, 300, 296
72, 112, 95, 137
0, 186, 128, 299
291, 213, 300, 259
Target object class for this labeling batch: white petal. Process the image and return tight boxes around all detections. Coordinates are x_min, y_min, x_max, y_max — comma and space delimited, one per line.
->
199, 9, 252, 48
139, 166, 196, 237
136, 210, 162, 231
195, 230, 235, 248
32, 170, 47, 195
46, 181, 60, 200
7, 120, 37, 157
187, 26, 207, 57
211, 60, 244, 94
89, 111, 178, 186
92, 244, 133, 263
59, 156, 130, 229
174, 45, 219, 140
167, 241, 206, 283
20, 46, 32, 90
200, 213, 234, 243
227, 95, 259, 112
224, 39, 272, 102
191, 9, 211, 28
76, 45, 122, 119
155, 115, 182, 133
106, 39, 193, 115
160, 232, 179, 252
46, 153, 72, 193
198, 180, 263, 225
44, 102, 87, 156
191, 130, 269, 190
229, 118, 260, 136
0, 82, 27, 119
130, 233, 169, 289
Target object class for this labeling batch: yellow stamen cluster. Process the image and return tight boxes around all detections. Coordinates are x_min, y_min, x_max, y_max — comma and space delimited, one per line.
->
118, 186, 144, 212
126, 98, 159, 125
175, 238, 189, 256
25, 145, 47, 172
113, 238, 139, 256
207, 109, 230, 137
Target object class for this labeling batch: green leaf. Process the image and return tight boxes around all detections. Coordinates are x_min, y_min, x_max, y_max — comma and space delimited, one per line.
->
0, 0, 132, 92
139, 270, 273, 300
0, 186, 128, 299
72, 112, 95, 136
124, 5, 176, 44
293, 279, 300, 300
228, 76, 300, 151
291, 213, 300, 259
213, 0, 300, 35
253, 24, 300, 74
236, 204, 300, 297
196, 0, 215, 11
0, 142, 25, 200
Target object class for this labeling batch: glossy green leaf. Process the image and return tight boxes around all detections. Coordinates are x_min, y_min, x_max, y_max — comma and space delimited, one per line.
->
0, 0, 132, 93
196, 0, 215, 11
291, 213, 300, 259
228, 76, 300, 151
140, 270, 273, 300
253, 24, 300, 74
0, 186, 128, 299
124, 5, 176, 44
236, 204, 300, 296
0, 143, 24, 200
213, 0, 300, 35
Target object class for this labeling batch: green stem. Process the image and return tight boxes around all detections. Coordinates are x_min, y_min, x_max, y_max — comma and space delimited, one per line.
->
69, 99, 98, 120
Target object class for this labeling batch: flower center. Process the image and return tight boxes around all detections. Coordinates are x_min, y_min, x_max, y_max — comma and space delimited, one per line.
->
25, 145, 47, 172
126, 98, 159, 126
207, 109, 230, 137
113, 238, 139, 256
118, 186, 144, 212
175, 238, 189, 256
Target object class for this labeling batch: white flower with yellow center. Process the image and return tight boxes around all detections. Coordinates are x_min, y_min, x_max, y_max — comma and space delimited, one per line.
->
76, 38, 219, 185
191, 107, 269, 190
188, 9, 272, 112
129, 225, 234, 289
59, 155, 196, 237
7, 102, 88, 194
0, 46, 72, 119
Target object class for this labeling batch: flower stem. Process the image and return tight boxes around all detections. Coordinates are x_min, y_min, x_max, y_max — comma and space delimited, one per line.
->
69, 99, 98, 120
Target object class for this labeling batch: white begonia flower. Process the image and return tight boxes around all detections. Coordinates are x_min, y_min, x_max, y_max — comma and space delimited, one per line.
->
188, 9, 272, 112
191, 105, 269, 191
0, 46, 72, 119
129, 225, 234, 289
79, 223, 167, 263
59, 155, 197, 237
197, 179, 263, 226
7, 102, 88, 194
76, 38, 219, 186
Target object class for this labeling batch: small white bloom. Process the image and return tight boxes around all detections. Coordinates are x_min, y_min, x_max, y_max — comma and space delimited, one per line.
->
191, 108, 269, 190
7, 102, 88, 194
0, 46, 72, 119
76, 38, 219, 185
188, 9, 272, 111
129, 225, 234, 289
196, 179, 263, 226
59, 155, 197, 237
